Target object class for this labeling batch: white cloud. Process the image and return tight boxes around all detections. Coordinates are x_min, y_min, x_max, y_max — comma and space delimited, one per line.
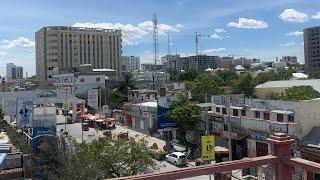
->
279, 9, 308, 23
210, 33, 222, 40
286, 31, 303, 37
1, 37, 35, 49
227, 18, 268, 29
280, 41, 296, 47
312, 12, 320, 19
73, 22, 183, 45
203, 48, 226, 54
214, 28, 226, 33
0, 52, 7, 56
138, 21, 183, 36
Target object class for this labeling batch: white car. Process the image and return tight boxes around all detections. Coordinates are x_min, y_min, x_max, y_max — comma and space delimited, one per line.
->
165, 152, 187, 166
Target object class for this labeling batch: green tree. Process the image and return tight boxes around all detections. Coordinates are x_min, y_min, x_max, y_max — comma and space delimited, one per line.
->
171, 94, 201, 131
37, 137, 157, 179
217, 69, 238, 86
283, 86, 320, 101
308, 69, 320, 79
192, 73, 223, 102
119, 73, 135, 93
107, 90, 125, 109
175, 68, 199, 81
233, 72, 255, 97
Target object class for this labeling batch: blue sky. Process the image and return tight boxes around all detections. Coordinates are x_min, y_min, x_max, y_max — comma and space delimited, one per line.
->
1, 0, 320, 76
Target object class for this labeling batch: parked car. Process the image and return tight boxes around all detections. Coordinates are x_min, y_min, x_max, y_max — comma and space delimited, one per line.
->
82, 123, 89, 131
165, 152, 187, 166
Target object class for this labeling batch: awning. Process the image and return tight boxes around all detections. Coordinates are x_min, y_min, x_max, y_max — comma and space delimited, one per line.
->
270, 110, 294, 114
230, 106, 243, 110
215, 105, 226, 108
249, 108, 267, 112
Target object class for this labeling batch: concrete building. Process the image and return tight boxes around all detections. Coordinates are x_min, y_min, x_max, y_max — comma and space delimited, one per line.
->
35, 26, 122, 84
128, 89, 157, 103
180, 55, 218, 71
6, 63, 23, 81
281, 56, 298, 64
141, 63, 163, 71
131, 101, 157, 133
162, 55, 181, 72
121, 56, 140, 73
52, 66, 106, 95
198, 95, 320, 160
304, 26, 320, 70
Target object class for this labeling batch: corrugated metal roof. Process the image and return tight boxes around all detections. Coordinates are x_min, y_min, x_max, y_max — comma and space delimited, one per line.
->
256, 79, 320, 92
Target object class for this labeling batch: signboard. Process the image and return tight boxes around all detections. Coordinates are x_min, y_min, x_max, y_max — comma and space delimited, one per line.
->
88, 89, 99, 110
33, 106, 56, 137
223, 131, 238, 139
250, 131, 268, 141
157, 97, 176, 130
35, 90, 58, 104
17, 99, 33, 128
201, 135, 215, 161
212, 95, 245, 106
103, 105, 109, 114
4, 92, 17, 116
269, 123, 287, 133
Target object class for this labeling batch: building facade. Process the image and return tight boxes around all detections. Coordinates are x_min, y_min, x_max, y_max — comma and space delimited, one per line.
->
304, 26, 320, 70
281, 56, 298, 64
180, 55, 218, 71
35, 26, 122, 83
162, 55, 181, 72
121, 56, 140, 73
6, 63, 23, 81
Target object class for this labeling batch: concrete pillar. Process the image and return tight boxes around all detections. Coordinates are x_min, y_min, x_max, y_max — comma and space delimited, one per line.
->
268, 133, 294, 180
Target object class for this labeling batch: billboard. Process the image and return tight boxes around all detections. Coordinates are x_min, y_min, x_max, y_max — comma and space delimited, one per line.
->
88, 89, 99, 110
201, 135, 215, 161
157, 97, 176, 130
4, 92, 17, 116
103, 105, 109, 114
17, 99, 33, 128
33, 106, 56, 137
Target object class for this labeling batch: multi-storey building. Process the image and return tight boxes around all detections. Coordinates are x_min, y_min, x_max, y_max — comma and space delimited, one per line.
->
121, 56, 140, 73
35, 26, 122, 84
304, 26, 320, 70
162, 55, 181, 72
281, 56, 298, 64
198, 95, 320, 160
6, 63, 23, 81
180, 55, 218, 71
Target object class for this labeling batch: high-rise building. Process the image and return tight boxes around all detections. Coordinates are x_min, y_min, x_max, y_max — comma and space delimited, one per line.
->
304, 26, 320, 70
281, 56, 298, 64
35, 26, 122, 83
162, 55, 181, 72
6, 63, 23, 81
121, 56, 140, 73
180, 55, 218, 71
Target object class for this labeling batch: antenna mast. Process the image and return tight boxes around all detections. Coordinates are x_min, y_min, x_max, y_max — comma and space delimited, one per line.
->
153, 13, 159, 66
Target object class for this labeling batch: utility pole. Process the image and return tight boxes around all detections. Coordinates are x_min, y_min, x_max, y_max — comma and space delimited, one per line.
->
167, 33, 171, 55
227, 95, 232, 161
153, 13, 159, 66
81, 100, 84, 142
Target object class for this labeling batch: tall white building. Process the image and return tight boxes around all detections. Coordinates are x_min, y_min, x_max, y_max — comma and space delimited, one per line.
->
6, 63, 23, 81
35, 26, 122, 84
121, 56, 140, 73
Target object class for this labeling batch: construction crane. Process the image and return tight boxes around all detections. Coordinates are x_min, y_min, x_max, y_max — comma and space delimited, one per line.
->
194, 32, 210, 56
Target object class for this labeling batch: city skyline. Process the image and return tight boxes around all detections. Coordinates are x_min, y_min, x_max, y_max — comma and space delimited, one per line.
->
1, 0, 320, 76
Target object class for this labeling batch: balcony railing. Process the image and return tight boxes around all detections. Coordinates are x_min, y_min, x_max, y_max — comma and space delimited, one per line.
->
116, 133, 320, 180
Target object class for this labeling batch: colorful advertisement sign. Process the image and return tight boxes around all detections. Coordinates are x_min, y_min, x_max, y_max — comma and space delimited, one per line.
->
157, 97, 176, 130
33, 106, 57, 137
17, 99, 33, 128
88, 89, 99, 110
201, 135, 215, 161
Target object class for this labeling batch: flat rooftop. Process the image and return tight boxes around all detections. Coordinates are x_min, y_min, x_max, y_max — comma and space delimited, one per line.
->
256, 79, 320, 92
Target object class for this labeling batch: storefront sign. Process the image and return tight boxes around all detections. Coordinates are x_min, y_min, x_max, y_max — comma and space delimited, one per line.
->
223, 131, 238, 139
157, 97, 176, 130
201, 135, 215, 161
250, 131, 268, 141
228, 116, 241, 127
269, 123, 287, 133
212, 95, 245, 106
17, 99, 33, 128
88, 89, 99, 110
241, 118, 269, 132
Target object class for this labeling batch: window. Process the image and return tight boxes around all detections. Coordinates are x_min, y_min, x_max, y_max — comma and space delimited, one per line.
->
277, 114, 284, 122
288, 114, 294, 122
233, 109, 238, 116
255, 111, 261, 118
241, 110, 246, 117
222, 108, 227, 115
216, 107, 220, 113
263, 112, 270, 120
80, 78, 85, 82
96, 77, 100, 82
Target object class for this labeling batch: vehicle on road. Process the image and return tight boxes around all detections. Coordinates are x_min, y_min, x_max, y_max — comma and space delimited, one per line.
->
67, 115, 73, 124
165, 152, 187, 166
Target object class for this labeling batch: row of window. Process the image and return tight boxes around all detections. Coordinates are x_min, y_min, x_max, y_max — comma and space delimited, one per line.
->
215, 107, 294, 122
